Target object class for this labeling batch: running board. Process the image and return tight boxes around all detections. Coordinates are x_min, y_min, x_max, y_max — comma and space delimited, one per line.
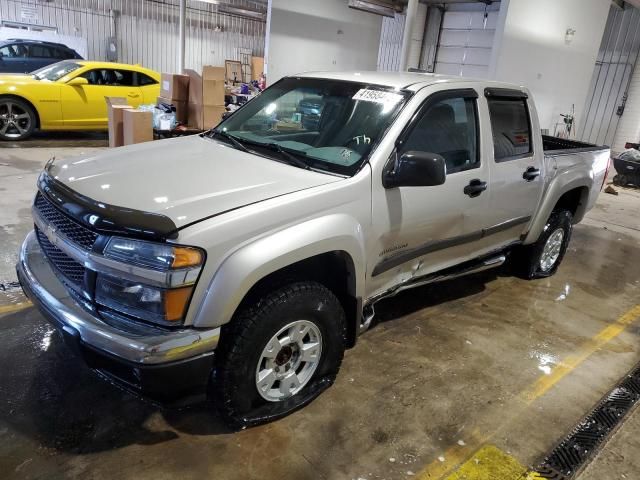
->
359, 254, 506, 333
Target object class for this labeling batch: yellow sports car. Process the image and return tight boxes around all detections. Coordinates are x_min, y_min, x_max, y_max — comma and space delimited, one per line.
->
0, 60, 160, 140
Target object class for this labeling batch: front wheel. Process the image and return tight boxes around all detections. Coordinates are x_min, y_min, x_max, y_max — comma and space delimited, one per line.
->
0, 98, 36, 141
211, 281, 346, 428
515, 209, 573, 279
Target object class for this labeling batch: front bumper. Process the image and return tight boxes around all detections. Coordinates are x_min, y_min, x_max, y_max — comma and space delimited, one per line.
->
17, 230, 219, 402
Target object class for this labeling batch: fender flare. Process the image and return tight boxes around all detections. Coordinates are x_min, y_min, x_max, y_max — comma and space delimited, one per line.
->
191, 213, 367, 328
523, 172, 591, 244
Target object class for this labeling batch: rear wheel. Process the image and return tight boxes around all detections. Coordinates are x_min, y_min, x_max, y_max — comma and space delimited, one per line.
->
0, 98, 36, 141
211, 281, 346, 428
515, 209, 573, 279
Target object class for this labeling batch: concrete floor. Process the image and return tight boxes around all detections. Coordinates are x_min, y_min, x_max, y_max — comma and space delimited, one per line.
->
1, 142, 640, 480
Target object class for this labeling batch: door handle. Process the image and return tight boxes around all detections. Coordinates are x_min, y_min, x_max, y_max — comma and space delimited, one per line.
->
127, 93, 140, 97
523, 166, 541, 181
464, 179, 487, 197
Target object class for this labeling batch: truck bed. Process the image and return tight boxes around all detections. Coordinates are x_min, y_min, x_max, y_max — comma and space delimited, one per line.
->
542, 135, 608, 155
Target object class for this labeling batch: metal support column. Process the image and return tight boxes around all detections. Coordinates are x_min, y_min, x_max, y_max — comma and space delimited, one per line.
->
399, 0, 418, 71
178, 0, 186, 73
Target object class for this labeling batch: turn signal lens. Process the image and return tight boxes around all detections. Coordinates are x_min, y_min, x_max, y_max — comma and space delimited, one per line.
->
172, 247, 204, 269
164, 286, 194, 321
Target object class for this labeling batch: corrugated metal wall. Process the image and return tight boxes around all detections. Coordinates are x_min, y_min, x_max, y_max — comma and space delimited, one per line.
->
578, 3, 640, 148
0, 0, 266, 73
612, 44, 640, 153
377, 12, 404, 71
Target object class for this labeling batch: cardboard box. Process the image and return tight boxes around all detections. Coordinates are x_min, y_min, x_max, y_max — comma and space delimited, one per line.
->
105, 97, 130, 148
251, 56, 264, 81
203, 79, 225, 106
185, 69, 203, 105
185, 68, 224, 106
157, 96, 187, 124
160, 73, 189, 101
123, 109, 153, 145
202, 66, 225, 81
188, 103, 226, 130
203, 105, 226, 128
108, 105, 131, 147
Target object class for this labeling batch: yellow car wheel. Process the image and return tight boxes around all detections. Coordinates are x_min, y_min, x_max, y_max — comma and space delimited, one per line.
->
0, 98, 36, 141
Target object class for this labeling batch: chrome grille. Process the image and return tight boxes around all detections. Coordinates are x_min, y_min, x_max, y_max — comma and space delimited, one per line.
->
35, 227, 86, 288
34, 192, 98, 251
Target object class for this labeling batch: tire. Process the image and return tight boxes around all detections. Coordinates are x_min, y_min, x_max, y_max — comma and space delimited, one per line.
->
211, 281, 346, 428
0, 97, 36, 141
515, 209, 573, 279
613, 174, 628, 187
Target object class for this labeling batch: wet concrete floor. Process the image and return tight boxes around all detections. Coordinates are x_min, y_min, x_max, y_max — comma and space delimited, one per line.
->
1, 145, 640, 479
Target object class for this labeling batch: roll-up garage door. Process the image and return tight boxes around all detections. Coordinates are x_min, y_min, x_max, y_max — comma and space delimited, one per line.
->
434, 2, 500, 78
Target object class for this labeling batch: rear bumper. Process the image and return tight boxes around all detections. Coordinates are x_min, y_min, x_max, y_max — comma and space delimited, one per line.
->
17, 230, 218, 402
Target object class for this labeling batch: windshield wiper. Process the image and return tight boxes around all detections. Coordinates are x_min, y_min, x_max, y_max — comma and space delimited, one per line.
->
259, 142, 311, 170
209, 129, 250, 153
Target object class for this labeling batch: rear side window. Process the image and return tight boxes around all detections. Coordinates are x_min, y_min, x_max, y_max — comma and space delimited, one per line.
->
402, 95, 479, 174
137, 72, 157, 86
487, 98, 532, 161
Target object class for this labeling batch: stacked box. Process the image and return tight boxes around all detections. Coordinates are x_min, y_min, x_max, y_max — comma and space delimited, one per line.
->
186, 66, 226, 129
123, 109, 153, 145
105, 96, 129, 148
159, 73, 189, 124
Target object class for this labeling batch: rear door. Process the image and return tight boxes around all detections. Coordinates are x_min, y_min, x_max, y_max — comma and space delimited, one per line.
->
24, 43, 56, 72
483, 88, 544, 247
61, 67, 143, 127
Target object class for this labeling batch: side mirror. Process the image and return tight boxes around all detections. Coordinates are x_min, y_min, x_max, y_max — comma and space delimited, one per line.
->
383, 151, 446, 188
67, 76, 88, 86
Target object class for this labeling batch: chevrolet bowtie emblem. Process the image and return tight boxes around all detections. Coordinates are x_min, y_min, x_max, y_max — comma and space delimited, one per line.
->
44, 224, 57, 246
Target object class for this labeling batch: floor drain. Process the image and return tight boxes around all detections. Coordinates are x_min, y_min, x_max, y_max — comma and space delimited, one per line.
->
535, 365, 640, 479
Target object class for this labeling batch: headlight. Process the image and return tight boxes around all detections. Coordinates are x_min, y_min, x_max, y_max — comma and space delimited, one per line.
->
96, 275, 193, 325
104, 237, 203, 270
97, 237, 205, 325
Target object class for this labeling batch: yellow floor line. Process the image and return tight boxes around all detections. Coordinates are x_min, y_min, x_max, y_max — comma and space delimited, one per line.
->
521, 304, 640, 404
443, 445, 543, 480
0, 301, 32, 315
417, 303, 640, 480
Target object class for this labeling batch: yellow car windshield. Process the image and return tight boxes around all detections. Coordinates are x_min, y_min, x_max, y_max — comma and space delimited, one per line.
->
32, 61, 81, 81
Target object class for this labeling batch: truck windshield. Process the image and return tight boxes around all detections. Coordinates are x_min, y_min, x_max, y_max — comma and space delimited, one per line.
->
213, 77, 410, 176
32, 61, 81, 81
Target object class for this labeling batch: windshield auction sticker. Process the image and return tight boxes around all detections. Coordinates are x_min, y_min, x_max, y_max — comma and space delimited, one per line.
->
352, 89, 403, 106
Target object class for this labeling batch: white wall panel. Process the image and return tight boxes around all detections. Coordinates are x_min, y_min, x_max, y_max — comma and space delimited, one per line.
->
0, 0, 266, 74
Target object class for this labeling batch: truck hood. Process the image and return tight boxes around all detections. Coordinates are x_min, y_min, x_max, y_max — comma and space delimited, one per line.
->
48, 135, 342, 229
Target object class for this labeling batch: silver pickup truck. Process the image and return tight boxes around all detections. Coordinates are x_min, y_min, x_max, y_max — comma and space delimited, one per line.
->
17, 72, 610, 427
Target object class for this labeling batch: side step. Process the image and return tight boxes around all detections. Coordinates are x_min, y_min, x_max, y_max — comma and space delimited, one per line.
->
359, 254, 506, 333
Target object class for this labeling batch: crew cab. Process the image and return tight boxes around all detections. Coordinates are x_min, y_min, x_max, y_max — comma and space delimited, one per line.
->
17, 72, 610, 427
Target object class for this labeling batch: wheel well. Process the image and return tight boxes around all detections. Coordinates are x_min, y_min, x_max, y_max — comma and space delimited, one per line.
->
0, 94, 40, 128
235, 251, 360, 348
553, 186, 589, 220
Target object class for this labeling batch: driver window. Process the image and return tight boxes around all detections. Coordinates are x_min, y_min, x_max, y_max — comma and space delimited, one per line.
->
81, 69, 135, 86
402, 96, 479, 174
0, 45, 18, 57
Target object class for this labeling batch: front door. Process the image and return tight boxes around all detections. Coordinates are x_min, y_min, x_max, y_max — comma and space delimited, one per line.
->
369, 88, 491, 297
61, 68, 142, 128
